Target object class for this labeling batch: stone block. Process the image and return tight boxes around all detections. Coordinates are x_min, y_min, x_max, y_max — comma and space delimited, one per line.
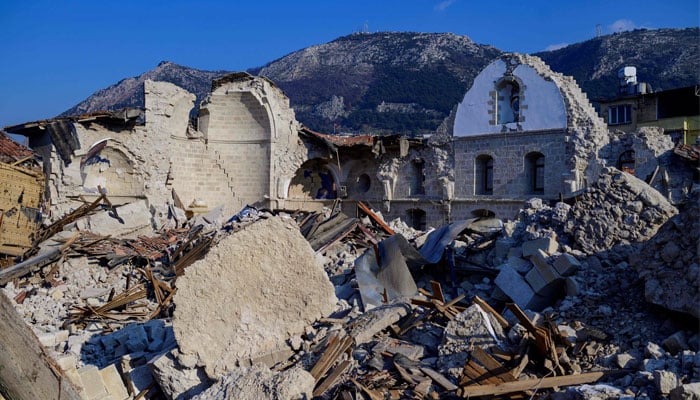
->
77, 365, 108, 400
522, 235, 558, 257
565, 277, 581, 296
498, 255, 531, 274
670, 383, 700, 400
553, 253, 581, 276
128, 364, 154, 394
494, 264, 547, 311
55, 353, 77, 371
654, 370, 680, 395
530, 250, 561, 281
662, 331, 688, 356
100, 364, 129, 400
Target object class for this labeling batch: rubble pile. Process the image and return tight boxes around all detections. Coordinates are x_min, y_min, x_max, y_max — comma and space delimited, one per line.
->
0, 173, 698, 400
565, 167, 678, 254
631, 186, 700, 318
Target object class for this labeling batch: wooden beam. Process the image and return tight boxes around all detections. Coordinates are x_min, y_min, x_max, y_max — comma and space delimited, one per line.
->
473, 295, 509, 329
458, 371, 607, 397
357, 201, 395, 235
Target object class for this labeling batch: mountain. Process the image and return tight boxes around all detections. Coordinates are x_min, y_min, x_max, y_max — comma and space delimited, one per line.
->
62, 28, 699, 134
535, 27, 699, 101
252, 32, 501, 135
61, 61, 231, 116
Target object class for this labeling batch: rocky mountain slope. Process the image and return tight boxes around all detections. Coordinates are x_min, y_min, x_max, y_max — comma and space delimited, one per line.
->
62, 28, 699, 135
62, 61, 231, 116
252, 32, 501, 135
535, 27, 699, 101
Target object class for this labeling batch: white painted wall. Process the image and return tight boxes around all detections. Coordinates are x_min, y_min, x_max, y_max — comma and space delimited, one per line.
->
453, 60, 567, 136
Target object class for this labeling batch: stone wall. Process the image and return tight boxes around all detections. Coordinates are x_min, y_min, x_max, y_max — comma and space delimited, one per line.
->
453, 130, 567, 200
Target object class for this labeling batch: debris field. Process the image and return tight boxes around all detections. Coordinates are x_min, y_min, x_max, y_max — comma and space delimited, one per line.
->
0, 163, 698, 400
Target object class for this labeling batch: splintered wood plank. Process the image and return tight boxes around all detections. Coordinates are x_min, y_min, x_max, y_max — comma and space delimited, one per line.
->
430, 281, 445, 303
351, 378, 384, 400
313, 360, 351, 397
310, 334, 353, 381
420, 367, 458, 391
458, 371, 607, 397
357, 201, 395, 235
459, 360, 503, 386
471, 347, 509, 377
473, 295, 509, 329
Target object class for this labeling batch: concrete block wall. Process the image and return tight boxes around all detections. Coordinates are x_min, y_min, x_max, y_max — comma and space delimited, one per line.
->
201, 92, 271, 143
453, 130, 567, 200
167, 138, 240, 214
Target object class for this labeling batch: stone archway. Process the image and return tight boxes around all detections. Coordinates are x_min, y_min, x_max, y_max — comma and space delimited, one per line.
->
287, 159, 339, 200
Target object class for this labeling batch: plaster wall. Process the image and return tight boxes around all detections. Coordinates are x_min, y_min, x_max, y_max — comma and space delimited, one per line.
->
453, 60, 567, 136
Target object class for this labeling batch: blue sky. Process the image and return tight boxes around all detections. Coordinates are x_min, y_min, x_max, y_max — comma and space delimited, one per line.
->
0, 0, 698, 127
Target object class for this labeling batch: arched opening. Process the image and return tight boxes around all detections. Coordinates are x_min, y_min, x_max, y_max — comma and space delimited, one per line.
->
496, 79, 520, 124
406, 208, 427, 231
410, 159, 425, 196
475, 155, 494, 195
355, 173, 371, 194
618, 150, 635, 174
81, 145, 142, 197
288, 159, 337, 200
525, 152, 545, 195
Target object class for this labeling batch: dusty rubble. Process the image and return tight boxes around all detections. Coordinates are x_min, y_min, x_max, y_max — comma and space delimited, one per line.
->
0, 167, 698, 400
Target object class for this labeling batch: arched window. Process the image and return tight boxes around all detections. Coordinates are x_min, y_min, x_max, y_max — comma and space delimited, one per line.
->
496, 79, 520, 124
475, 155, 494, 195
406, 208, 427, 231
525, 152, 545, 195
618, 150, 635, 174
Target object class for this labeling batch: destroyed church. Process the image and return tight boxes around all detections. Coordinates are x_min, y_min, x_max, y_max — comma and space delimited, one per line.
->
4, 54, 690, 232
0, 52, 699, 400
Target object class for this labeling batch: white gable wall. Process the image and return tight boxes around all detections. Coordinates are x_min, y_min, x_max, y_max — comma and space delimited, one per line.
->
453, 60, 567, 136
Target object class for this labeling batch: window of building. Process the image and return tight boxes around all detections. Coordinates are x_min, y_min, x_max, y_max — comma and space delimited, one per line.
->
608, 104, 632, 125
355, 173, 371, 193
410, 159, 425, 195
406, 208, 427, 231
526, 152, 545, 195
496, 79, 521, 124
618, 150, 635, 174
475, 155, 494, 195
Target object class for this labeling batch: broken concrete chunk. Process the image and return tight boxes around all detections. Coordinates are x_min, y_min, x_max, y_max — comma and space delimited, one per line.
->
149, 349, 213, 400
669, 382, 700, 400
191, 365, 314, 400
494, 264, 548, 311
438, 304, 506, 380
77, 365, 109, 400
522, 234, 558, 257
654, 369, 681, 395
349, 301, 411, 344
173, 217, 337, 379
553, 253, 581, 276
663, 331, 689, 356
128, 364, 155, 395
77, 199, 154, 239
99, 364, 129, 400
372, 338, 425, 361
